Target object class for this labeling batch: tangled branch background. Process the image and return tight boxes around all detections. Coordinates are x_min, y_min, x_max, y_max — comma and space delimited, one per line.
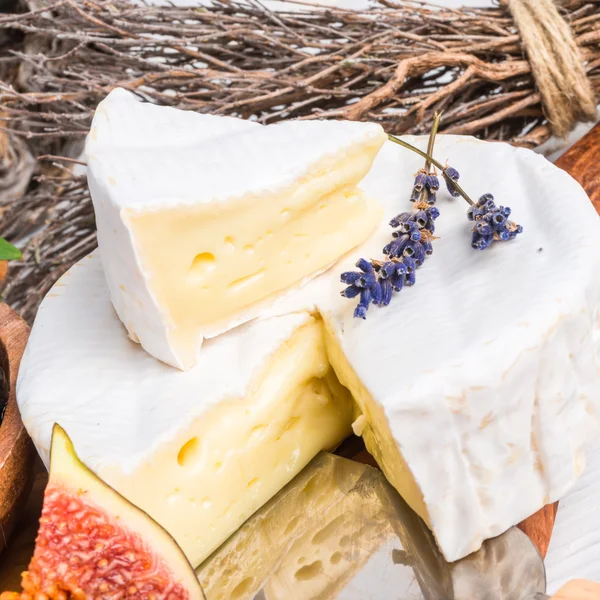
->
1, 0, 599, 320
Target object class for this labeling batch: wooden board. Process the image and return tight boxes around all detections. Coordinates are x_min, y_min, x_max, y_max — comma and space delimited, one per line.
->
1, 126, 600, 584
554, 127, 600, 215
0, 304, 36, 554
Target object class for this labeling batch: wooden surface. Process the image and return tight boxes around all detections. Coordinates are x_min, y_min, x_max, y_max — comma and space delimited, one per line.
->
0, 464, 45, 590
554, 127, 600, 214
0, 303, 35, 554
550, 580, 600, 599
516, 502, 559, 561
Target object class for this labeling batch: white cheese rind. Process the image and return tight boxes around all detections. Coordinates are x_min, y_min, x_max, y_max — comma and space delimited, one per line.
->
86, 89, 385, 211
85, 89, 386, 370
275, 135, 600, 561
85, 89, 260, 370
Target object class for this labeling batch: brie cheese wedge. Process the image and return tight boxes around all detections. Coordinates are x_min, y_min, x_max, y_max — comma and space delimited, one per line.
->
17, 252, 354, 567
19, 134, 600, 566
85, 89, 386, 370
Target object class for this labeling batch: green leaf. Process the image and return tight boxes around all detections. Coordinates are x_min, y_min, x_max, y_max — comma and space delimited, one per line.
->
0, 238, 22, 261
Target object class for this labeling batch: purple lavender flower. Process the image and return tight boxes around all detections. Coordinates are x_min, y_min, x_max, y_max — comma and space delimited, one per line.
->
410, 170, 428, 202
341, 115, 528, 318
389, 212, 412, 228
410, 169, 439, 205
381, 260, 407, 292
341, 259, 375, 296
468, 194, 523, 250
425, 174, 439, 205
340, 256, 418, 319
442, 166, 461, 197
385, 205, 439, 265
340, 197, 441, 318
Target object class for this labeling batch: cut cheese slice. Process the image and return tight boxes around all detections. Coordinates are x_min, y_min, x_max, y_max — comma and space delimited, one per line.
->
197, 453, 392, 600
17, 252, 354, 567
85, 88, 386, 370
261, 483, 390, 600
200, 454, 548, 600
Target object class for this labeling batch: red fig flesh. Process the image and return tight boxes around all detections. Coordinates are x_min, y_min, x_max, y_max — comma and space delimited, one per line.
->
1, 424, 205, 600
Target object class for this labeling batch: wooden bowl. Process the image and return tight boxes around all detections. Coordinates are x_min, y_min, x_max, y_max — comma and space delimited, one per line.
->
0, 303, 35, 553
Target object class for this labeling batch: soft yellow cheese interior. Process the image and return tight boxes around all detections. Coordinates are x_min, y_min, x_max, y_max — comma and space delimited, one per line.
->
323, 321, 431, 527
197, 455, 366, 599
102, 318, 354, 567
197, 455, 390, 600
123, 142, 384, 369
262, 490, 390, 600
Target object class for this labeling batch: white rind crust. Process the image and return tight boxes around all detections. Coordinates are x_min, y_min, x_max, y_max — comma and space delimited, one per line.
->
86, 89, 384, 211
85, 89, 385, 370
85, 90, 260, 370
20, 133, 600, 563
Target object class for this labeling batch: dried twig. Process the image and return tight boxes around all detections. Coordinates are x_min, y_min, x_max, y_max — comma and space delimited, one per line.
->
2, 0, 598, 142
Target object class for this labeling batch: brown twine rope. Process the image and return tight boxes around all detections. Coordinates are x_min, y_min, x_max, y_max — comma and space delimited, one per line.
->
506, 0, 597, 138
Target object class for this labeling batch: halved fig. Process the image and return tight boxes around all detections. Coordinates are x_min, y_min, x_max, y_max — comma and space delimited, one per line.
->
1, 424, 205, 600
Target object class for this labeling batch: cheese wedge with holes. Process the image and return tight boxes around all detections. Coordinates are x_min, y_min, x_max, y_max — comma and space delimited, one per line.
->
261, 483, 390, 600
19, 134, 600, 567
197, 454, 391, 600
17, 252, 354, 567
85, 88, 386, 370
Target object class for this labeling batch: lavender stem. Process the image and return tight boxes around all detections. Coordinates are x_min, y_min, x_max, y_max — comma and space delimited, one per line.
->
387, 132, 476, 206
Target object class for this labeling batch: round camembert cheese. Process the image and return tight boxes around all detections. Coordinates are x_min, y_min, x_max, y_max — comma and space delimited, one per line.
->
18, 123, 600, 566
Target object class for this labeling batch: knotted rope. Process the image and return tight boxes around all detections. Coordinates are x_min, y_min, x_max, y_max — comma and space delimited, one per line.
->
344, 0, 597, 138
506, 0, 597, 137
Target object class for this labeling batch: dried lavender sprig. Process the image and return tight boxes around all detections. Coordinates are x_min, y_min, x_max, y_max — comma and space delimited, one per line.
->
468, 194, 523, 250
442, 166, 461, 197
409, 114, 441, 206
341, 113, 443, 319
388, 132, 523, 250
442, 172, 523, 249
